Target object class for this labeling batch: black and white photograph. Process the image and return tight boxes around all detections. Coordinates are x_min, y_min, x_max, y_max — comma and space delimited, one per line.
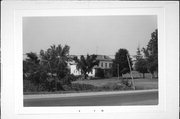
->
23, 16, 158, 107
1, 1, 179, 119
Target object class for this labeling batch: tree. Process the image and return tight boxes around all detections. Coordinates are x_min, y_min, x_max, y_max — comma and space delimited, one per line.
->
74, 54, 99, 79
23, 52, 47, 91
142, 29, 158, 78
113, 49, 133, 77
134, 47, 148, 78
23, 45, 72, 92
40, 44, 70, 79
23, 52, 40, 80
39, 44, 71, 90
135, 59, 148, 78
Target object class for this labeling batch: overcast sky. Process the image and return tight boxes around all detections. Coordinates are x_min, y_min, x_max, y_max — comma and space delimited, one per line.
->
23, 16, 157, 58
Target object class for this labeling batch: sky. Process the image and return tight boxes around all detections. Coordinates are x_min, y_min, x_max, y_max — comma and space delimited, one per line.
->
23, 16, 157, 58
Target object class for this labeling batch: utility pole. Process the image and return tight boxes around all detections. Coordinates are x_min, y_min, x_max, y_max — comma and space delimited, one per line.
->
126, 54, 135, 90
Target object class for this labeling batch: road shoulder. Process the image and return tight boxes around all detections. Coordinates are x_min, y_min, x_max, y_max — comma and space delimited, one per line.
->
24, 89, 158, 99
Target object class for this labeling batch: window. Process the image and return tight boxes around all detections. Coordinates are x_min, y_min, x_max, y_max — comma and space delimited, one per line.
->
109, 63, 112, 68
101, 62, 103, 67
105, 63, 107, 68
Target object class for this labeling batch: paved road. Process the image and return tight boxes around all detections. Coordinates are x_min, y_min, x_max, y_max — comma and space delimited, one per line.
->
24, 91, 158, 107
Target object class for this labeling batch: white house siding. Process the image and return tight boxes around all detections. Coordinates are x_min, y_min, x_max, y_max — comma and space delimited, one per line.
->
97, 61, 113, 69
88, 69, 96, 77
69, 64, 81, 76
69, 64, 96, 77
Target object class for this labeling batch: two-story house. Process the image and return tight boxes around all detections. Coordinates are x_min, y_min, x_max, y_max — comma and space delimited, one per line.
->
94, 55, 113, 78
95, 55, 113, 69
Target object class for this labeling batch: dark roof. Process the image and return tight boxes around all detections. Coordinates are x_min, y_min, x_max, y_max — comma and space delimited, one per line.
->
68, 55, 113, 62
96, 55, 113, 61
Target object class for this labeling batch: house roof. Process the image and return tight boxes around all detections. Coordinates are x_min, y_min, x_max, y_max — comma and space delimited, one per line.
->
68, 55, 113, 64
96, 55, 113, 61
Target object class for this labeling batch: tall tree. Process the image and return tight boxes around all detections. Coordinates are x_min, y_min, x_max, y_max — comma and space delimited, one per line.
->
23, 52, 40, 76
23, 52, 47, 91
40, 44, 70, 80
74, 54, 99, 79
134, 47, 148, 78
142, 29, 158, 78
113, 49, 133, 76
39, 44, 71, 91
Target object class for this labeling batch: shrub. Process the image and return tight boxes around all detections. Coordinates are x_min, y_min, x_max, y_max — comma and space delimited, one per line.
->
100, 83, 127, 91
23, 80, 38, 92
62, 85, 72, 91
24, 79, 51, 92
71, 83, 97, 91
74, 75, 84, 80
62, 74, 78, 85
121, 79, 132, 87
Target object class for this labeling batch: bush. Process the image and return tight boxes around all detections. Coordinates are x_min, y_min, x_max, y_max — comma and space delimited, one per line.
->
23, 80, 38, 92
121, 79, 132, 87
71, 83, 97, 91
70, 82, 132, 92
24, 79, 51, 92
62, 74, 79, 85
74, 75, 84, 80
62, 85, 72, 91
100, 83, 127, 91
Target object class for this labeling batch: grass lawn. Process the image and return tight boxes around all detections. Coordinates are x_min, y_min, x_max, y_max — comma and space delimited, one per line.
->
72, 77, 158, 90
24, 77, 158, 95
72, 77, 121, 87
133, 78, 158, 89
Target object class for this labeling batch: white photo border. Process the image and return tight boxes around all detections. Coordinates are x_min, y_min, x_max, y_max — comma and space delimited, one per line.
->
1, 1, 179, 119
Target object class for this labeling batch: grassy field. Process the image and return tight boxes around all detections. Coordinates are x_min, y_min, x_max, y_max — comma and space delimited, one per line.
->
72, 77, 121, 87
73, 78, 158, 90
133, 78, 158, 89
24, 77, 158, 95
